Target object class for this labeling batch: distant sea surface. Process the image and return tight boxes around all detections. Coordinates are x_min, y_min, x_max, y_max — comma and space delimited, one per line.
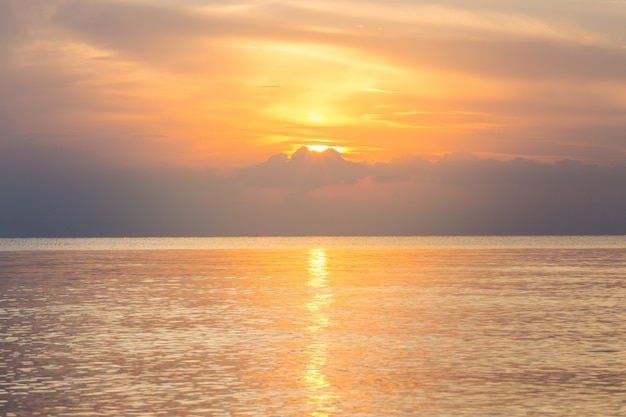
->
1, 236, 625, 416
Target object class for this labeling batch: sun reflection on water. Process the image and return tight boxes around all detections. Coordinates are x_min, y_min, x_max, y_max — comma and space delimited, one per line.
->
303, 249, 338, 416
308, 249, 328, 287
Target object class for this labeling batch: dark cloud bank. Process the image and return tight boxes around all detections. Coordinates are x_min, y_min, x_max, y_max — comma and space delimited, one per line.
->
2, 145, 626, 237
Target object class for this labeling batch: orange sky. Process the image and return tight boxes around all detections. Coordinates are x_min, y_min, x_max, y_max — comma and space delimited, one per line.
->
3, 0, 626, 168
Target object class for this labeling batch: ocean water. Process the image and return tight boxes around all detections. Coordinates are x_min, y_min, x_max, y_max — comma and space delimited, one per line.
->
0, 236, 625, 416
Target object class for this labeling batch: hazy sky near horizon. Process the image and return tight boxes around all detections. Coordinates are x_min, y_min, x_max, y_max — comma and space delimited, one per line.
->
2, 0, 626, 236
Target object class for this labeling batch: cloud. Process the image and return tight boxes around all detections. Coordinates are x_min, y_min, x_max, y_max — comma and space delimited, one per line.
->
0, 143, 238, 237
239, 147, 371, 190
274, 1, 608, 44
50, 0, 320, 65
2, 145, 626, 237
357, 34, 626, 82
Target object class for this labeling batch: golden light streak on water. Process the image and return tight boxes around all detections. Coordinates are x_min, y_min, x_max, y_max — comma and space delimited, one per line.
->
308, 249, 328, 287
303, 249, 339, 416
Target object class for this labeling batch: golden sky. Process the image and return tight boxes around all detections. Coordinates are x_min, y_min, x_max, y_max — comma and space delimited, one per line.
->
3, 0, 626, 167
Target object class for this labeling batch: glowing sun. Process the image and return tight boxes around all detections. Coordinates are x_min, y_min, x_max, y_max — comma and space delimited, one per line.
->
307, 145, 346, 153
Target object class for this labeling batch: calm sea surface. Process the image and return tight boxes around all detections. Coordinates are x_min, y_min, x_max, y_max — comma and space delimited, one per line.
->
1, 236, 625, 416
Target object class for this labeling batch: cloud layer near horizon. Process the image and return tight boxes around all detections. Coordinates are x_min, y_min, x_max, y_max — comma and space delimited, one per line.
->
2, 146, 625, 237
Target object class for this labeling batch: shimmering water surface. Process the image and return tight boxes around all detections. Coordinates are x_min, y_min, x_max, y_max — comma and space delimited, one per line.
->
1, 237, 625, 416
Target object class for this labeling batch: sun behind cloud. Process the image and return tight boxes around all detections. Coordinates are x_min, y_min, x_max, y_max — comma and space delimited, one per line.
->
306, 145, 346, 154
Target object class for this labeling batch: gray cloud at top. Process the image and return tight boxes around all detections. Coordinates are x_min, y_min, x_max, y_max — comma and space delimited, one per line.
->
43, 0, 626, 81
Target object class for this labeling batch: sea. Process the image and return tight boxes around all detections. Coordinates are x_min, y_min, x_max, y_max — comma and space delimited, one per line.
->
0, 236, 625, 417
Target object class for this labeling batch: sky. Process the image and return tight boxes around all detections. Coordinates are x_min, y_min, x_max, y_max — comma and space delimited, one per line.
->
2, 0, 626, 236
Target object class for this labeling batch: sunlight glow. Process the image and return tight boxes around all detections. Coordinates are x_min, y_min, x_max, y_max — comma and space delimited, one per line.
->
307, 145, 346, 154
